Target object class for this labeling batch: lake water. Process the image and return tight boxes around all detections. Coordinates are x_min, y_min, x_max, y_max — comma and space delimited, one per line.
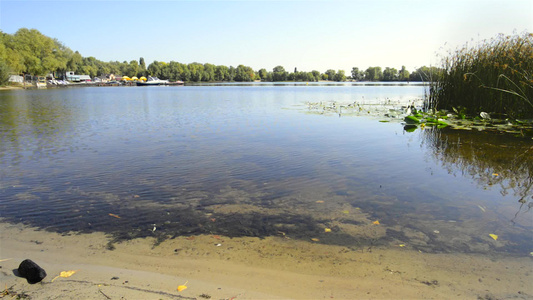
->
1, 84, 532, 256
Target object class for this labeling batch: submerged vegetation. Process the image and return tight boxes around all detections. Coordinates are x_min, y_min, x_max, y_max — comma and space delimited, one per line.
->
427, 32, 533, 118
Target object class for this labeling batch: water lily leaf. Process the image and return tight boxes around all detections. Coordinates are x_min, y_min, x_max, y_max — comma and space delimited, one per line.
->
404, 115, 420, 124
177, 281, 188, 292
404, 124, 418, 132
489, 234, 498, 240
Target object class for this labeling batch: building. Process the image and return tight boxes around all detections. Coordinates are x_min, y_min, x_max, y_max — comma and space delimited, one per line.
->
65, 71, 91, 82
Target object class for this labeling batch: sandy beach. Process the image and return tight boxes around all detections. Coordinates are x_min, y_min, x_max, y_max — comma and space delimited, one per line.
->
1, 222, 531, 299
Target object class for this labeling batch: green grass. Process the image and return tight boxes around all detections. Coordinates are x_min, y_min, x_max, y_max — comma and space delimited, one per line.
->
427, 32, 533, 118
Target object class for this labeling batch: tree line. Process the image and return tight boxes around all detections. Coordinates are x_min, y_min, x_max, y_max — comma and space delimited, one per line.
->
0, 28, 439, 84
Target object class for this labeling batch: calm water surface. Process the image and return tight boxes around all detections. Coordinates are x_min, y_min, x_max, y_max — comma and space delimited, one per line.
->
1, 84, 531, 255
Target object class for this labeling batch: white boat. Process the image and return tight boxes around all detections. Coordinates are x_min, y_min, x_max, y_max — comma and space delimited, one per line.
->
136, 76, 165, 86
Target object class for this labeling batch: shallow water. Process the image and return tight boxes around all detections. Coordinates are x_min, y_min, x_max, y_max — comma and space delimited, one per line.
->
1, 84, 531, 255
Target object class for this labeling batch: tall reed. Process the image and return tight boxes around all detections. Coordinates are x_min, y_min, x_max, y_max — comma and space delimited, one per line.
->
427, 32, 533, 118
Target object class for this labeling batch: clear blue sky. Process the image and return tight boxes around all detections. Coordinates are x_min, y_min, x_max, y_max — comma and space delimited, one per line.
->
1, 0, 531, 73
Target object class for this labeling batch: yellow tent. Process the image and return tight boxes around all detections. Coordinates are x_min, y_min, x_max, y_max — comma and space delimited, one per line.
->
139, 76, 147, 82
122, 76, 131, 81
131, 76, 138, 81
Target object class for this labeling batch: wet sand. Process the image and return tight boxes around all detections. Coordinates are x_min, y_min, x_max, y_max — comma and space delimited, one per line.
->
0, 222, 531, 299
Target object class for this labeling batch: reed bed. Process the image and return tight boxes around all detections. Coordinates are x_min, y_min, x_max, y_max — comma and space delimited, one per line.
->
427, 32, 533, 118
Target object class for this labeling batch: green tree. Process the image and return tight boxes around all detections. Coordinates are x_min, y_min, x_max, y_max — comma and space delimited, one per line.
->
382, 67, 398, 81
147, 61, 161, 77
351, 67, 363, 80
334, 70, 346, 81
399, 66, 410, 81
364, 66, 382, 81
0, 59, 10, 85
258, 68, 268, 80
325, 69, 336, 81
272, 65, 287, 81
138, 57, 147, 77
215, 65, 229, 81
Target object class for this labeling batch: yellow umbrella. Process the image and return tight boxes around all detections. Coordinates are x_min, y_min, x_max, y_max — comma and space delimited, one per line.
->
131, 76, 138, 81
122, 76, 130, 81
140, 76, 147, 81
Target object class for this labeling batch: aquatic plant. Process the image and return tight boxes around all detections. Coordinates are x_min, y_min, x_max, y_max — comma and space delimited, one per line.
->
427, 32, 533, 118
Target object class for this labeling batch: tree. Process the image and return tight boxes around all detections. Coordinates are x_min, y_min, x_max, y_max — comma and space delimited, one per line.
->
399, 66, 410, 81
272, 65, 287, 81
138, 57, 146, 77
0, 59, 10, 85
364, 66, 382, 81
215, 65, 229, 81
234, 65, 254, 82
67, 51, 83, 72
325, 69, 336, 81
334, 70, 346, 81
147, 60, 161, 77
382, 67, 398, 81
351, 67, 364, 81
258, 68, 268, 80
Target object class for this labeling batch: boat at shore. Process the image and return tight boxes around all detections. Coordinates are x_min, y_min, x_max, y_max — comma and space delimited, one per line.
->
136, 76, 168, 86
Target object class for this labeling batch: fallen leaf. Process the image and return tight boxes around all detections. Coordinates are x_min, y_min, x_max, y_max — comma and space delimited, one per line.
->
212, 235, 221, 239
492, 173, 499, 177
342, 210, 349, 214
372, 220, 380, 225
108, 213, 120, 219
177, 281, 188, 292
489, 234, 498, 241
315, 200, 324, 203
52, 270, 78, 282
324, 228, 332, 233
311, 238, 320, 242
398, 244, 406, 247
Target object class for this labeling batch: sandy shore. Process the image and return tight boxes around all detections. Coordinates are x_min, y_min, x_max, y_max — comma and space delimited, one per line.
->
1, 222, 531, 299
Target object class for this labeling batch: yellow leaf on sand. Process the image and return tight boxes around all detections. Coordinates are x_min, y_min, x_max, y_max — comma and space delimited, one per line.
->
324, 228, 331, 233
177, 281, 188, 292
315, 200, 324, 203
489, 234, 498, 241
372, 220, 380, 225
52, 270, 78, 282
311, 238, 320, 242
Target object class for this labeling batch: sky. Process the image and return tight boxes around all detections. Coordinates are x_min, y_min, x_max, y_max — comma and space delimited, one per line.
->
1, 0, 532, 73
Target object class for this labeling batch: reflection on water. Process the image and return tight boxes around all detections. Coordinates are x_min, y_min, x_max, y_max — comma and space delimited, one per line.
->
0, 86, 531, 256
423, 127, 533, 225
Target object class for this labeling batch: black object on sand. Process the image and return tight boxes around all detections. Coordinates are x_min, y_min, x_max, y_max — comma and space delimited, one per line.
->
17, 259, 47, 284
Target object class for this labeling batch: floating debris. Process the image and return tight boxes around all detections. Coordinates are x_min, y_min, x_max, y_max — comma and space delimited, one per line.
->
489, 234, 499, 241
108, 213, 120, 219
52, 270, 78, 282
177, 281, 188, 292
